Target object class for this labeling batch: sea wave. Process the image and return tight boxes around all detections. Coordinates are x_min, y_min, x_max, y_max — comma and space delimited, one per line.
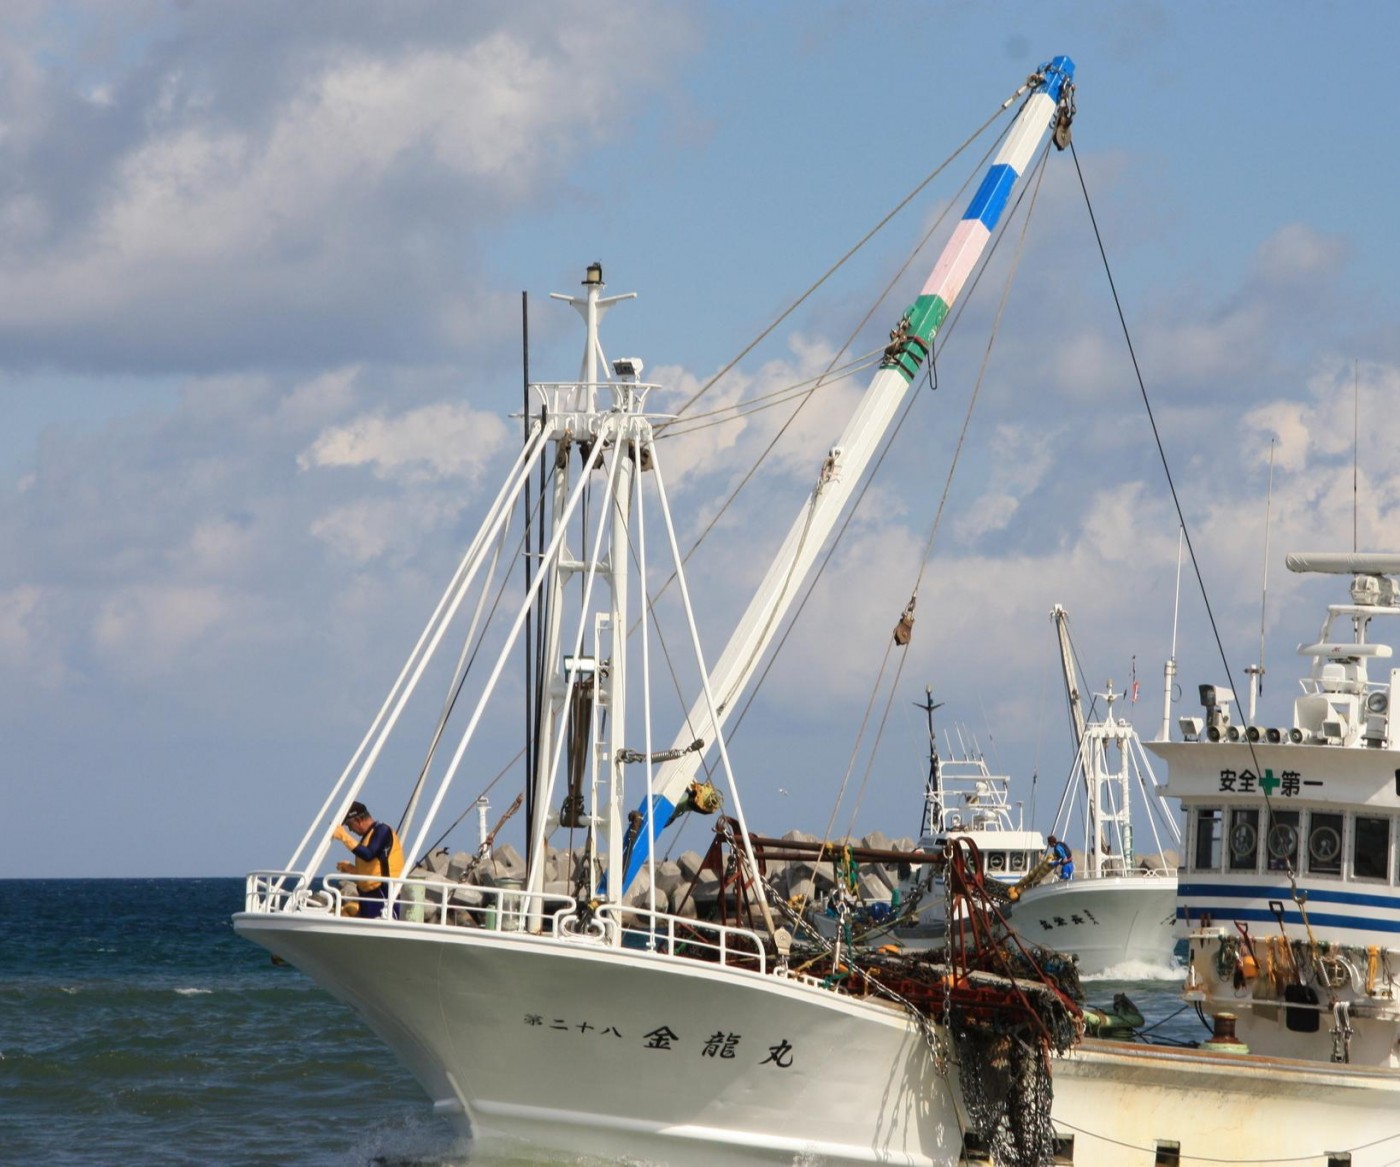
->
1079, 958, 1185, 983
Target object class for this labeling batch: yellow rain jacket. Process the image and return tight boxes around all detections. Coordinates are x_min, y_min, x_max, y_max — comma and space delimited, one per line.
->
335, 821, 404, 894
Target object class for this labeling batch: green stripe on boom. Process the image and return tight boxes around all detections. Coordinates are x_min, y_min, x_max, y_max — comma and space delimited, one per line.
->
881, 294, 950, 382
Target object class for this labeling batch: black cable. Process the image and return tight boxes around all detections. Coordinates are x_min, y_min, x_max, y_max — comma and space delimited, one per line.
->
1069, 142, 1243, 729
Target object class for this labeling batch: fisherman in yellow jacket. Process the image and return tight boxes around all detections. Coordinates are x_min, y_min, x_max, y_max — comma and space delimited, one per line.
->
333, 801, 404, 918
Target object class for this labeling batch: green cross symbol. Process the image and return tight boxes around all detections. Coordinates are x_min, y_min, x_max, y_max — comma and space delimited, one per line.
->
1259, 768, 1280, 795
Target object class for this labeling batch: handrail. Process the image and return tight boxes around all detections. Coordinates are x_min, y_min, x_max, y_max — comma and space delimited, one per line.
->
245, 870, 311, 911
243, 871, 576, 931
242, 872, 771, 975
595, 902, 768, 974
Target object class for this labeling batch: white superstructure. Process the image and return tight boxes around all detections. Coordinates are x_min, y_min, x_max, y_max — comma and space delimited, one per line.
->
1041, 555, 1400, 1166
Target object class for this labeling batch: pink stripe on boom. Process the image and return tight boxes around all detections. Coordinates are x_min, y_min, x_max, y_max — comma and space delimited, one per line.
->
919, 219, 990, 304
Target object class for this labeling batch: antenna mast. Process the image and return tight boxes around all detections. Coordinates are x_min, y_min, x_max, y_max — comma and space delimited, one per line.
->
917, 687, 944, 837
1246, 441, 1275, 723
1159, 527, 1184, 742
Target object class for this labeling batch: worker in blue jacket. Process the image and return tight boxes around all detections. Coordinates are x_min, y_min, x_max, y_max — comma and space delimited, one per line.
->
1047, 835, 1074, 881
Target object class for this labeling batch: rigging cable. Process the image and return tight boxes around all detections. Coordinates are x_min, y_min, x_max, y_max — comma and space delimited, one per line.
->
725, 134, 1049, 750
640, 120, 1016, 621
1069, 140, 1339, 990
723, 139, 1052, 852
838, 141, 1055, 841
1069, 139, 1242, 762
606, 110, 1031, 849
398, 453, 562, 841
659, 350, 884, 438
660, 77, 1038, 426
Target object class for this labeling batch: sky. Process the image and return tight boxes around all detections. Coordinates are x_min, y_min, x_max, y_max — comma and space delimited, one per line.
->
7, 1, 1400, 878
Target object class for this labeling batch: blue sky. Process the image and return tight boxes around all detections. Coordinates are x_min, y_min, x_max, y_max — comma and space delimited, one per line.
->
6, 2, 1400, 877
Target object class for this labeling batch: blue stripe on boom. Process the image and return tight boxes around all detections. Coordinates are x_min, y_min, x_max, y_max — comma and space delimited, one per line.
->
621, 793, 678, 889
1178, 882, 1400, 912
963, 164, 1018, 232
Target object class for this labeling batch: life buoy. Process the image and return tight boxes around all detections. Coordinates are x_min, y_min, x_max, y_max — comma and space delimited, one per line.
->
1315, 955, 1358, 992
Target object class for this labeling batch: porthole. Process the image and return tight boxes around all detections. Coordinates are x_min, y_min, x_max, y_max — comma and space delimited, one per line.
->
1230, 821, 1257, 858
1267, 822, 1298, 859
1309, 825, 1342, 864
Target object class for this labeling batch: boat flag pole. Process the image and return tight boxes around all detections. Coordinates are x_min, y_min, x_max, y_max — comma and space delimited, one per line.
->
622, 56, 1077, 888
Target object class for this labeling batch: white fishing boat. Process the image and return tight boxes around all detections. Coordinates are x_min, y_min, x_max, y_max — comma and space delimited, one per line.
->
232, 45, 1400, 1163
1044, 554, 1400, 1165
806, 708, 1044, 947
875, 702, 1048, 944
236, 58, 1087, 1167
1011, 606, 1181, 974
890, 609, 1181, 975
1010, 693, 1180, 975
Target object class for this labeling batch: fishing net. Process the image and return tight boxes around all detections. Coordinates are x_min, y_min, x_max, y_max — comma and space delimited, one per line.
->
949, 982, 1078, 1167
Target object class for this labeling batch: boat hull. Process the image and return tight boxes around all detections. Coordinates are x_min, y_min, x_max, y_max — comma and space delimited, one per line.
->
1051, 1038, 1400, 1166
235, 911, 1400, 1166
234, 913, 968, 1166
1011, 872, 1180, 975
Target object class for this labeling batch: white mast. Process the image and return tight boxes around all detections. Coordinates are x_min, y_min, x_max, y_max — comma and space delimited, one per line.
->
1159, 526, 1184, 742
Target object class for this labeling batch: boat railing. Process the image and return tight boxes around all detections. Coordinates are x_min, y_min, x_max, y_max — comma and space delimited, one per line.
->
592, 903, 768, 974
245, 870, 312, 911
532, 380, 663, 418
380, 875, 578, 931
1070, 858, 1176, 880
242, 872, 765, 966
243, 870, 577, 930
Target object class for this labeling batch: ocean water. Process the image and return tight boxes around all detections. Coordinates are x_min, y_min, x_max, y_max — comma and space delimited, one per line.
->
1, 879, 1198, 1166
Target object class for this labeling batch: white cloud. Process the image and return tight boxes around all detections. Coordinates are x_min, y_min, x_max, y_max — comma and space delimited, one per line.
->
276, 366, 362, 429
93, 583, 233, 673
0, 9, 691, 370
1253, 223, 1350, 286
298, 402, 508, 484
954, 423, 1058, 542
307, 493, 470, 565
0, 585, 64, 688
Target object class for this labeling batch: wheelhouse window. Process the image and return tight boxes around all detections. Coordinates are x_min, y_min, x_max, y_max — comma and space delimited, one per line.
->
1266, 809, 1300, 872
1307, 811, 1344, 877
1354, 816, 1390, 881
1193, 807, 1223, 871
1227, 808, 1260, 872
1009, 850, 1027, 872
